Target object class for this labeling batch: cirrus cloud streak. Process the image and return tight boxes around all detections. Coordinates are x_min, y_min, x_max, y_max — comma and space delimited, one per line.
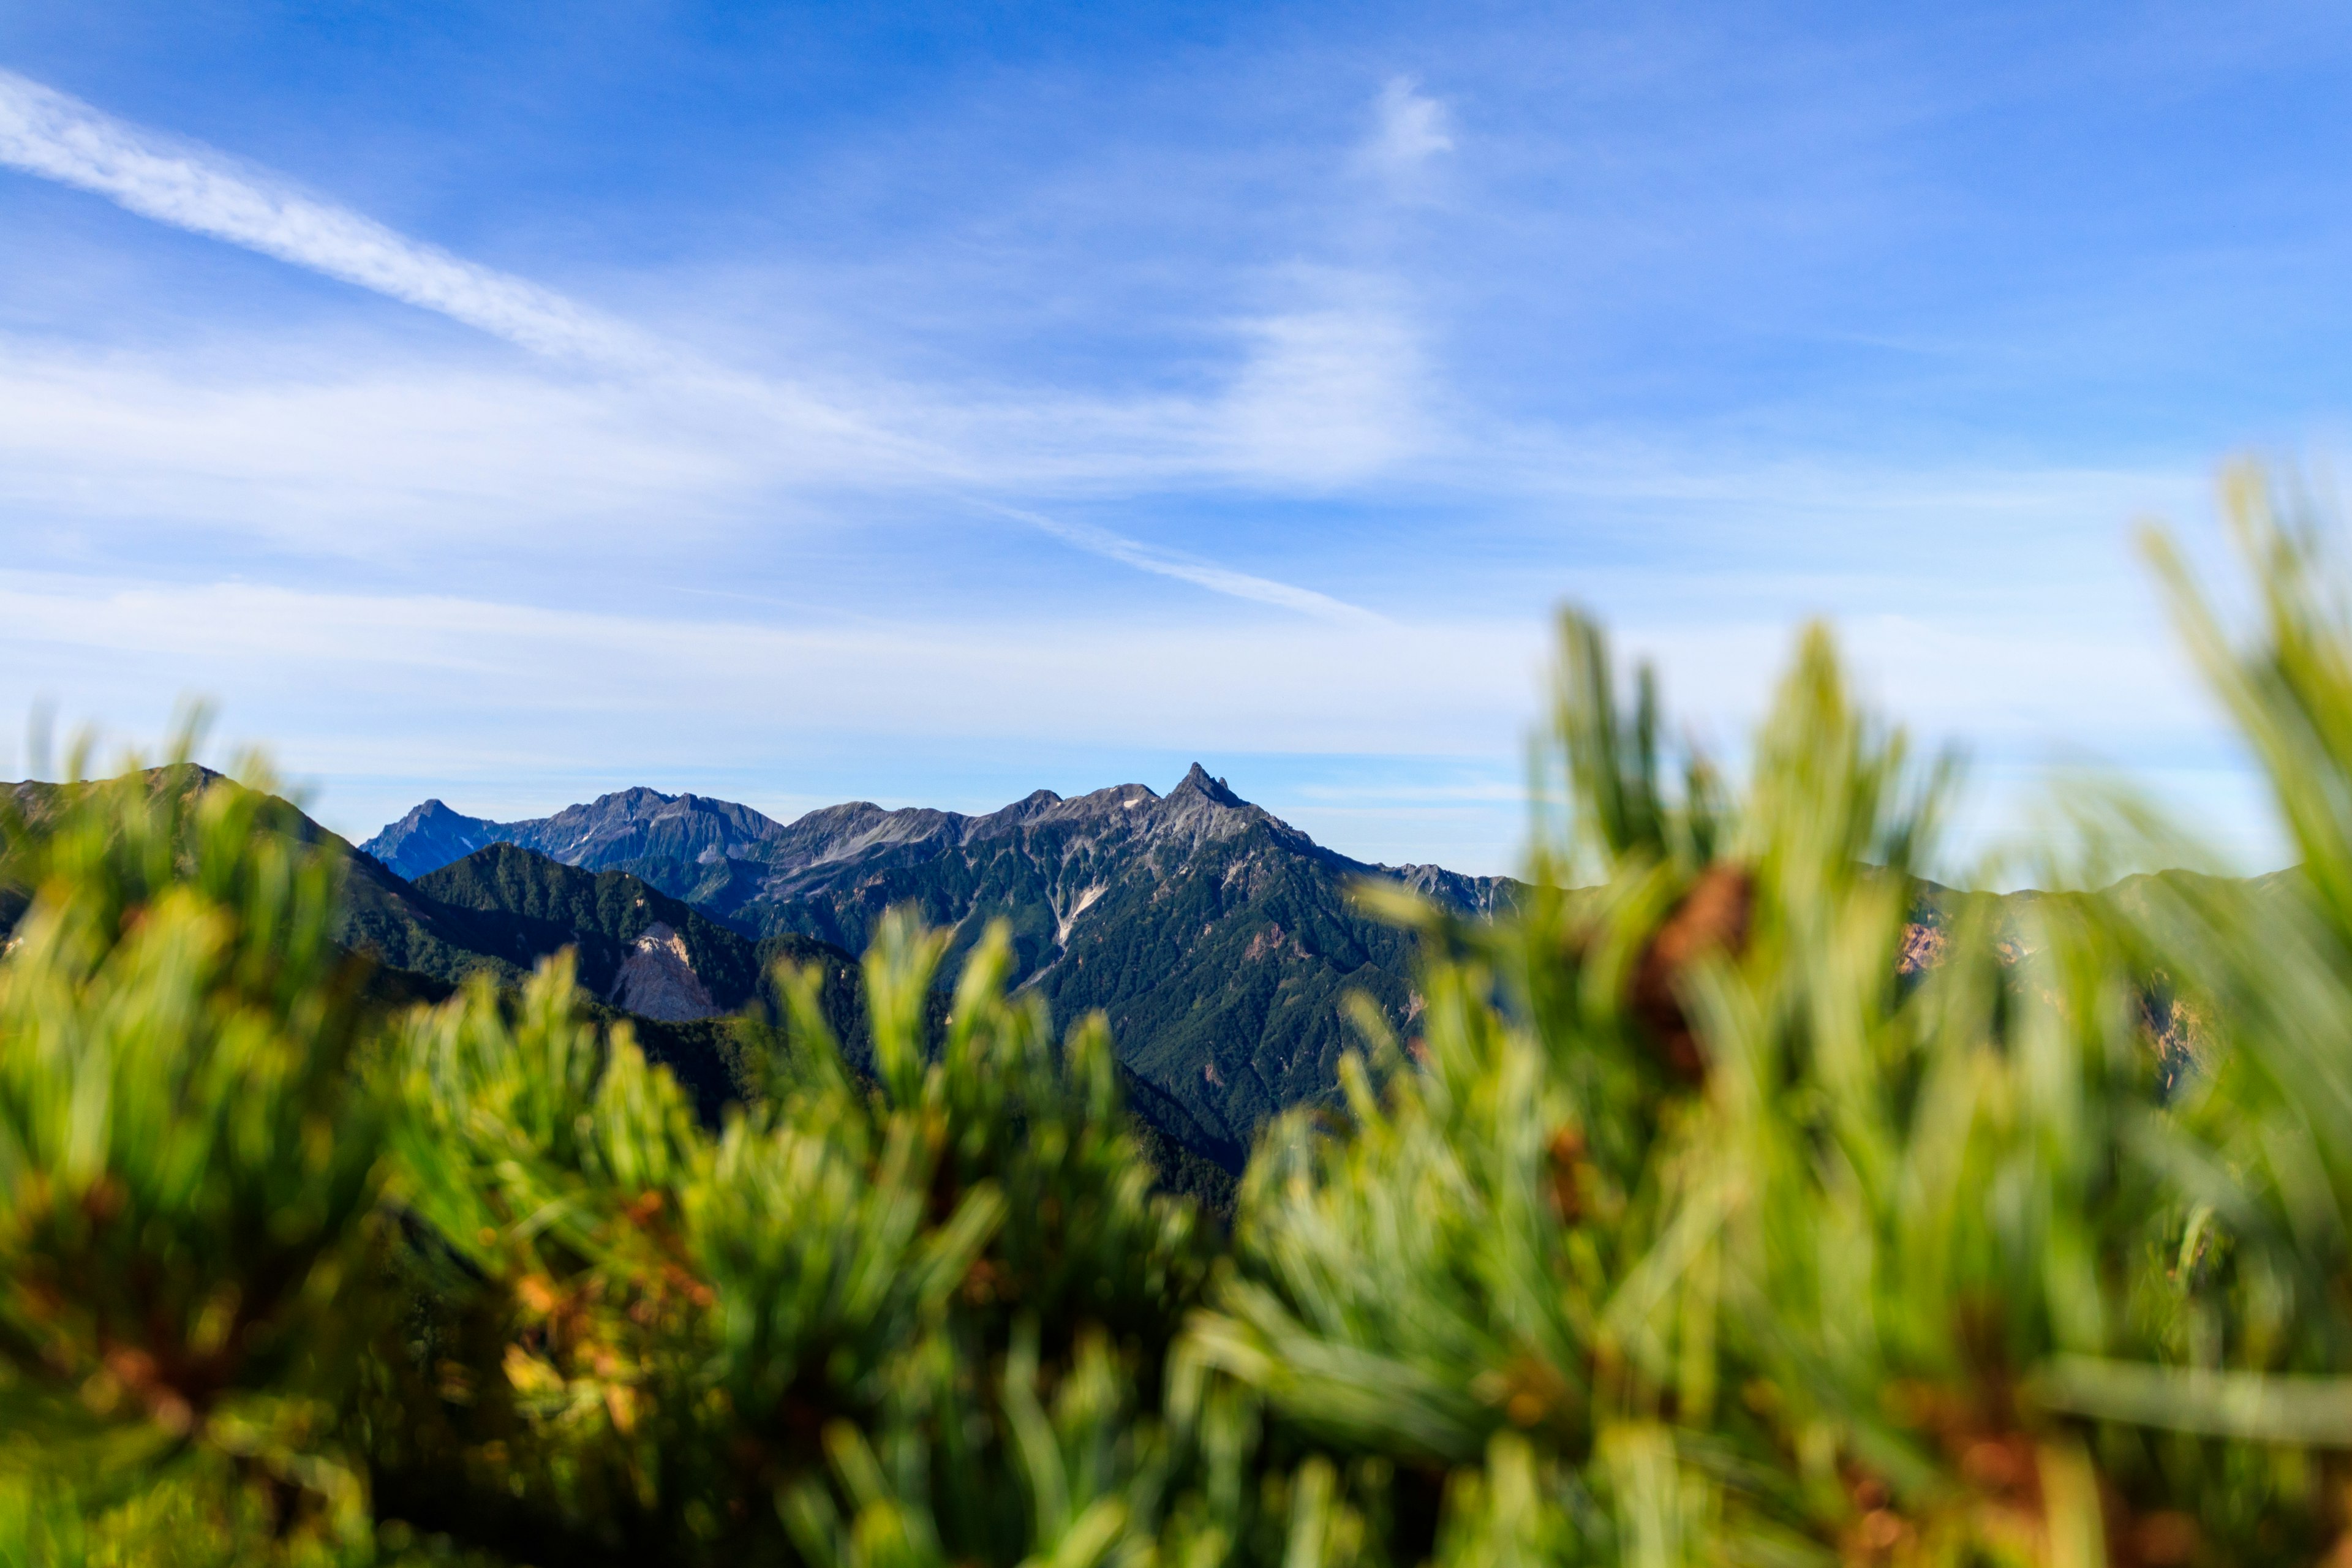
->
0, 69, 652, 365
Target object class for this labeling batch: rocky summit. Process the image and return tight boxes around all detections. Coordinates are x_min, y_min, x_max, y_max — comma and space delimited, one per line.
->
363, 765, 1520, 1163
360, 788, 782, 883
362, 799, 510, 880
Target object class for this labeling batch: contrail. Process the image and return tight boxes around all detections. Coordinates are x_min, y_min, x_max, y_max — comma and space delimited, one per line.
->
0, 69, 649, 365
0, 67, 1376, 621
980, 503, 1384, 624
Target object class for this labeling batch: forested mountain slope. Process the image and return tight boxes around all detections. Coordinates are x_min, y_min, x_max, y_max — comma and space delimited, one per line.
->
413, 843, 786, 1019
367, 765, 1521, 1152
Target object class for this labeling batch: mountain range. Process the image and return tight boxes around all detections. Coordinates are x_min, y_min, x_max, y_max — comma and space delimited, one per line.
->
4, 766, 1248, 1202
5, 764, 2222, 1186
362, 765, 1518, 1162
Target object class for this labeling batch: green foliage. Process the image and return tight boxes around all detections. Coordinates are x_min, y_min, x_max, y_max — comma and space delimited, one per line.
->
37, 464, 2352, 1564
1180, 470, 2352, 1567
0, 751, 385, 1559
344, 905, 1207, 1567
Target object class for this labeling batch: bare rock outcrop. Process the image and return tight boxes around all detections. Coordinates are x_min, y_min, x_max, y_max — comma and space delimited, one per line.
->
608, 922, 720, 1022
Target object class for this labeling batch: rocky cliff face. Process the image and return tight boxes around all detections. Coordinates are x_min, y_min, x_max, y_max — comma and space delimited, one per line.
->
609, 921, 721, 1022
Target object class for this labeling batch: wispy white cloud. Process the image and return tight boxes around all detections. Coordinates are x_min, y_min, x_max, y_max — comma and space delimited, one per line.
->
0, 328, 1438, 566
1213, 300, 1430, 485
0, 571, 1533, 768
0, 346, 766, 550
0, 66, 1412, 615
0, 69, 654, 365
1362, 77, 1453, 181
978, 503, 1383, 622
0, 552, 2224, 777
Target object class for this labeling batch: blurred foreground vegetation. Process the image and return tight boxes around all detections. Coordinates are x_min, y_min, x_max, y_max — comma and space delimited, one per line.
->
18, 472, 2352, 1564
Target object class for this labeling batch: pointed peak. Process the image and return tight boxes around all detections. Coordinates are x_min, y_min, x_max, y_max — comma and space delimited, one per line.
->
1172, 763, 1246, 808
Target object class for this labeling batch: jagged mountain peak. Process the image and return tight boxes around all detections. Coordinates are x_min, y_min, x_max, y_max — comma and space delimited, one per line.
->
1169, 761, 1243, 809
1142, 764, 1313, 861
361, 798, 507, 880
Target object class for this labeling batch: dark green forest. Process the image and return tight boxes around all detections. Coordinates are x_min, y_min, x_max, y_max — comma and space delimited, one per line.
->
17, 476, 2352, 1564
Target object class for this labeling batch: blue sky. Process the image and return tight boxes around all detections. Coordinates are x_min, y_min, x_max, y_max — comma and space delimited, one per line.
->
2, 2, 2348, 875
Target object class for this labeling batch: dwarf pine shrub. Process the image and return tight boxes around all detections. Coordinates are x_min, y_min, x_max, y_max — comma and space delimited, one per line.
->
17, 467, 2352, 1564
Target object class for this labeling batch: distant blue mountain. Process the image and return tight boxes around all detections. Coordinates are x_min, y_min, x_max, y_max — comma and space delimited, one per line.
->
358, 788, 786, 880
360, 799, 510, 878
